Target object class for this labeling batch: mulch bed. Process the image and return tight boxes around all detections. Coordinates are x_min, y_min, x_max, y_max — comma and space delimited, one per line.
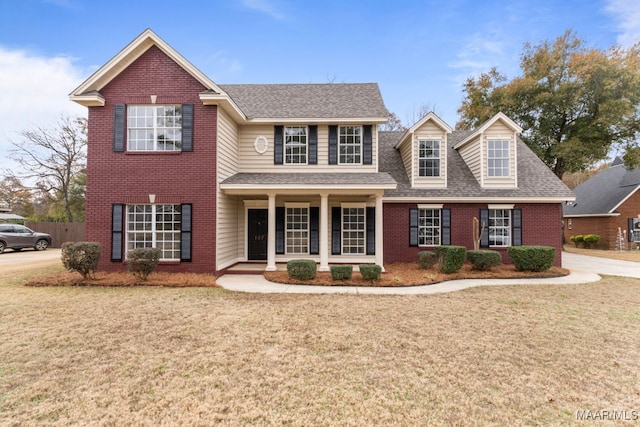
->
23, 271, 218, 287
264, 262, 569, 287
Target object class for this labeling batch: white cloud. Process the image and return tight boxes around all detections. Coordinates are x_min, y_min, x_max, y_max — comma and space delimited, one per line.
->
605, 0, 640, 46
241, 0, 286, 20
0, 47, 87, 173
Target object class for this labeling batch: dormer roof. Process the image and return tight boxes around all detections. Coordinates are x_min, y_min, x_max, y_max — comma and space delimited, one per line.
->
453, 112, 523, 150
394, 112, 452, 149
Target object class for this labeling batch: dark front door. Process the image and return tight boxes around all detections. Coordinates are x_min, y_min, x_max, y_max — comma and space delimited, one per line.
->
247, 209, 268, 260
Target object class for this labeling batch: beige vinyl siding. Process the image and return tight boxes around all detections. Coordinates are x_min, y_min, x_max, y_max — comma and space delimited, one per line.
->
482, 121, 517, 188
216, 110, 241, 270
458, 136, 482, 184
413, 121, 447, 188
399, 141, 412, 185
237, 124, 377, 172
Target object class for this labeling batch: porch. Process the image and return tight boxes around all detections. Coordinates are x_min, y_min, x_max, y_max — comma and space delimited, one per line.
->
217, 172, 396, 273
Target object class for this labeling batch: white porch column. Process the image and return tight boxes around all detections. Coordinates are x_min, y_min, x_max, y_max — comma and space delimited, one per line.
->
319, 192, 329, 272
266, 193, 277, 271
375, 193, 385, 271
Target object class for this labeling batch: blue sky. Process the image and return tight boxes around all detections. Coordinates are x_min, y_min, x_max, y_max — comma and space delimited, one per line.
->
0, 0, 639, 173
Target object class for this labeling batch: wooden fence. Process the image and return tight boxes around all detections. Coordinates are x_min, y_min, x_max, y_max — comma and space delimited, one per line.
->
25, 222, 85, 248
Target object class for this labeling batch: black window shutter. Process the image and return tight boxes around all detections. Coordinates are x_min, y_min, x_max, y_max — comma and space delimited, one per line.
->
310, 207, 319, 254
480, 209, 489, 248
331, 206, 341, 255
113, 104, 125, 152
512, 208, 522, 246
180, 204, 192, 261
328, 125, 338, 165
308, 125, 318, 165
111, 204, 124, 261
409, 208, 419, 247
274, 126, 284, 165
629, 218, 635, 242
441, 208, 451, 245
363, 125, 373, 165
366, 207, 375, 255
276, 207, 285, 254
181, 104, 194, 152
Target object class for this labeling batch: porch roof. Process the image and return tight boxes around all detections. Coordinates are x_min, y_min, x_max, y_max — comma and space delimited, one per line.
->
220, 172, 396, 193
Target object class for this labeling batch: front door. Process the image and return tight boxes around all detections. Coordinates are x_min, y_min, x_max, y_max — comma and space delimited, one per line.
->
247, 209, 268, 260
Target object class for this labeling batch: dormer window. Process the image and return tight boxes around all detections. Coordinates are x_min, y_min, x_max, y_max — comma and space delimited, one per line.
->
284, 126, 307, 164
487, 140, 510, 177
418, 140, 440, 177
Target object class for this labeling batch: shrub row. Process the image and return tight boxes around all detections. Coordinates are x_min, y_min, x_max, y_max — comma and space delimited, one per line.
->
61, 243, 163, 281
287, 260, 383, 281
569, 234, 601, 248
416, 245, 556, 274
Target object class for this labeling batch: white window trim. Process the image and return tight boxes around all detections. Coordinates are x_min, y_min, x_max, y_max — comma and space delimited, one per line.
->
340, 202, 366, 255
338, 125, 363, 166
487, 138, 511, 178
284, 126, 308, 165
125, 204, 181, 261
488, 208, 511, 247
417, 138, 441, 177
127, 105, 182, 152
418, 208, 441, 247
285, 202, 310, 255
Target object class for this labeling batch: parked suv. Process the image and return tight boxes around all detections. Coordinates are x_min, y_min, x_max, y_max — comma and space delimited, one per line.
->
0, 224, 52, 253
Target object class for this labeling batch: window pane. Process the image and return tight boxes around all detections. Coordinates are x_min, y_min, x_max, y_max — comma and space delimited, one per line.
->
488, 209, 511, 246
286, 207, 309, 254
488, 140, 510, 177
418, 209, 441, 246
339, 126, 362, 164
126, 204, 182, 260
342, 207, 365, 254
128, 105, 182, 151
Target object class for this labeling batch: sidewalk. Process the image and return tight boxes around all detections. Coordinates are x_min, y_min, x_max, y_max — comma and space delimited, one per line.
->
216, 269, 602, 295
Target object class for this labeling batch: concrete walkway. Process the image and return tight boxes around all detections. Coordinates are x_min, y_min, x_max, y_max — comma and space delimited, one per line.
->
215, 252, 638, 295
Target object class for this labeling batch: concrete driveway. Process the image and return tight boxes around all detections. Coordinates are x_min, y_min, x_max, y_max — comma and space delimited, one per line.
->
562, 252, 640, 278
0, 248, 62, 272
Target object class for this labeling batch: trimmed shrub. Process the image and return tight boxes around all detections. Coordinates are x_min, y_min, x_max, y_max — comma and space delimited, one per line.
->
508, 246, 555, 272
287, 259, 317, 280
127, 247, 161, 281
582, 234, 601, 248
570, 235, 584, 247
359, 264, 382, 281
331, 265, 353, 280
417, 251, 437, 269
435, 246, 467, 274
61, 242, 101, 279
466, 249, 502, 271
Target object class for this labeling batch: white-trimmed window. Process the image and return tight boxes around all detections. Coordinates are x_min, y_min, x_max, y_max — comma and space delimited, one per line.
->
286, 204, 309, 254
487, 139, 510, 177
418, 140, 440, 177
632, 218, 640, 242
489, 209, 511, 246
342, 204, 365, 254
285, 126, 307, 164
339, 126, 362, 164
128, 105, 182, 151
126, 204, 181, 260
418, 208, 440, 246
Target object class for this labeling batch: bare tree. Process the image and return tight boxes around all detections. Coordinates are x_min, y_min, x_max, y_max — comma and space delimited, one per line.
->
380, 111, 407, 132
10, 116, 87, 222
405, 102, 439, 127
0, 175, 34, 217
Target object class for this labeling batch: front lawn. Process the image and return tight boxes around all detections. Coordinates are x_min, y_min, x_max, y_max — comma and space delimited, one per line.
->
1, 268, 639, 425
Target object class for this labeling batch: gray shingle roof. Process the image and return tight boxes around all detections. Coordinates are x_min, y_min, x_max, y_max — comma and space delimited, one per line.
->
221, 172, 396, 188
379, 131, 575, 200
563, 161, 640, 216
218, 83, 388, 120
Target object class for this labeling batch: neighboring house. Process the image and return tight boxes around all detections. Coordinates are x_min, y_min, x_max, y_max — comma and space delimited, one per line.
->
69, 29, 574, 274
563, 158, 640, 249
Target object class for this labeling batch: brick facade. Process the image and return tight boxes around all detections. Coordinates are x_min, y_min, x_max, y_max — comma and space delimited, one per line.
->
85, 46, 218, 273
384, 203, 564, 266
563, 189, 640, 249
